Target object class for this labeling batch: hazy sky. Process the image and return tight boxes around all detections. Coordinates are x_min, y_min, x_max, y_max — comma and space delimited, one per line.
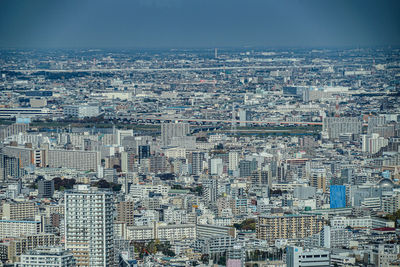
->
0, 0, 399, 48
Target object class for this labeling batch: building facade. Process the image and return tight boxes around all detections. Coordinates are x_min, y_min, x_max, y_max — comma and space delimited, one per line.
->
64, 185, 114, 266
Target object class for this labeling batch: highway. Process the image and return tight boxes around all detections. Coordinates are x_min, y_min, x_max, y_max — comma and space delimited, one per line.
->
8, 64, 330, 73
133, 116, 323, 126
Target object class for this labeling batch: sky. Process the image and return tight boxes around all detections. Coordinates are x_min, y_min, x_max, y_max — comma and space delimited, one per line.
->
0, 0, 399, 49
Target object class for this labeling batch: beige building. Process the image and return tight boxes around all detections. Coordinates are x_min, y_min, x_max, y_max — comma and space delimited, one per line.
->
6, 233, 60, 263
2, 201, 37, 220
116, 201, 135, 226
257, 214, 324, 243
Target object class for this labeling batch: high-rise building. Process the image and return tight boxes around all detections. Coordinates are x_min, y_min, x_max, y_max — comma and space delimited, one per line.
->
138, 145, 150, 163
63, 105, 100, 118
0, 219, 42, 239
361, 133, 389, 154
323, 117, 362, 140
310, 168, 327, 192
65, 185, 114, 266
116, 201, 135, 226
161, 122, 190, 147
0, 123, 29, 140
203, 178, 218, 203
239, 159, 257, 178
367, 115, 386, 134
257, 214, 324, 243
38, 179, 55, 199
47, 149, 101, 171
228, 152, 239, 172
0, 154, 22, 180
238, 109, 251, 127
188, 152, 204, 175
210, 158, 223, 175
330, 185, 346, 209
251, 169, 272, 188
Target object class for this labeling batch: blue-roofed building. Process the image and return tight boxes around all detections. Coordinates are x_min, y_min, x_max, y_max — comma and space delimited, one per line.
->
330, 185, 346, 209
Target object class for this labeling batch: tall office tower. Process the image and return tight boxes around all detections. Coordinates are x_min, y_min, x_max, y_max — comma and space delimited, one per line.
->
161, 122, 190, 147
228, 151, 239, 173
203, 178, 218, 203
38, 179, 55, 198
239, 159, 257, 178
138, 145, 150, 163
65, 185, 114, 267
116, 200, 135, 226
0, 154, 22, 180
251, 169, 272, 188
367, 115, 386, 134
210, 158, 223, 175
239, 108, 251, 126
310, 168, 327, 193
188, 152, 204, 175
322, 117, 362, 140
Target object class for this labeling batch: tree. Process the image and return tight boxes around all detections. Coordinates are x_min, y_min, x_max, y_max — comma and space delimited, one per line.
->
385, 209, 400, 227
92, 179, 122, 192
234, 218, 256, 231
200, 254, 209, 264
191, 185, 203, 196
52, 177, 76, 190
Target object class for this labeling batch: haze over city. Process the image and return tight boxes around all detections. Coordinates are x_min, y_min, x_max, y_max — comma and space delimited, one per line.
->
0, 0, 399, 48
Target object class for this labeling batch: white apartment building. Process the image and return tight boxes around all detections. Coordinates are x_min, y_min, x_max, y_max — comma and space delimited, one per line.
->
323, 117, 362, 140
127, 223, 196, 241
64, 185, 114, 267
63, 105, 100, 118
16, 247, 76, 267
361, 133, 389, 154
228, 151, 239, 172
0, 220, 41, 239
129, 184, 170, 198
47, 150, 101, 171
330, 216, 394, 229
161, 122, 190, 146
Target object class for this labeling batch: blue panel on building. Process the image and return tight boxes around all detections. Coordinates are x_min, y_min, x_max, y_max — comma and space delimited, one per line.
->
330, 185, 346, 209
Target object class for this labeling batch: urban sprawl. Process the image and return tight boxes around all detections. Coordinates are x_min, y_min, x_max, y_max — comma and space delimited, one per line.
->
0, 48, 399, 267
